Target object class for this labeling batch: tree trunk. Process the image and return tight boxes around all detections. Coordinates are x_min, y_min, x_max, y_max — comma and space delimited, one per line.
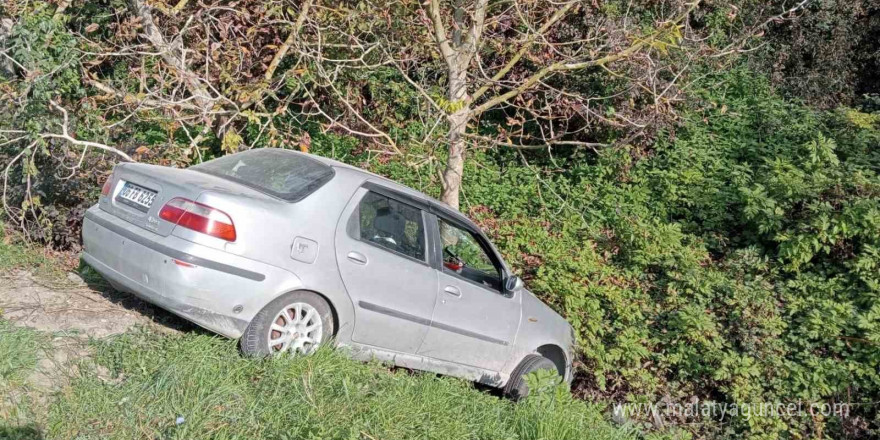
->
441, 109, 468, 209
440, 65, 470, 210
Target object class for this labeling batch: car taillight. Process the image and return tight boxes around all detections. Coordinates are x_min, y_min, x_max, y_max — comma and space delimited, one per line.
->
159, 197, 237, 242
101, 178, 112, 196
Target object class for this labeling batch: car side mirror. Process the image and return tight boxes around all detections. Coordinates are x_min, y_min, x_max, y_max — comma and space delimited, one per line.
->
504, 275, 523, 295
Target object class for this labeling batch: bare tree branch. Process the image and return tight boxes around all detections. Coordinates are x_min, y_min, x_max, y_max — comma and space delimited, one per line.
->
712, 0, 813, 58
463, 0, 489, 51
41, 101, 135, 162
471, 5, 696, 116
130, 0, 215, 112
264, 0, 314, 82
426, 0, 455, 63
470, 1, 577, 102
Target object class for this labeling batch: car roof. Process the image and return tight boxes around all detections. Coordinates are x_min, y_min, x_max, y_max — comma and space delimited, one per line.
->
292, 150, 483, 232
277, 149, 508, 272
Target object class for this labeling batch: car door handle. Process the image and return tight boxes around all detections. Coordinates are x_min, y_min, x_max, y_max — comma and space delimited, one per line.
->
443, 285, 462, 297
347, 251, 368, 265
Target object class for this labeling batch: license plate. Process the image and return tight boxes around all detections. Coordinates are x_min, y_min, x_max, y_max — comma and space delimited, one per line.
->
117, 182, 157, 211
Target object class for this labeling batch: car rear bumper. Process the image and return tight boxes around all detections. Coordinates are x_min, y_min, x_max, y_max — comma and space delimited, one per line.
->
81, 204, 289, 338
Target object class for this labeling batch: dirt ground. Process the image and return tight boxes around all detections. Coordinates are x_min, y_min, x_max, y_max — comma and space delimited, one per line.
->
0, 270, 188, 338
0, 269, 192, 391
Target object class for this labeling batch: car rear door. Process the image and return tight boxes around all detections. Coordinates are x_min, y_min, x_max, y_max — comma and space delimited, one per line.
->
334, 184, 438, 354
416, 215, 521, 372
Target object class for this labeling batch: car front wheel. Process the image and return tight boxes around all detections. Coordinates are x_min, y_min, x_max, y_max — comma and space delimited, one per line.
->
241, 291, 335, 357
503, 354, 559, 400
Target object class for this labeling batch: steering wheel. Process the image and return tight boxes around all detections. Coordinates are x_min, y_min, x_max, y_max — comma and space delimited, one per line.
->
443, 247, 465, 269
444, 247, 460, 262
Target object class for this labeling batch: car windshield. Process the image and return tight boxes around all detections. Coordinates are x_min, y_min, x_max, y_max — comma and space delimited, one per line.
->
191, 149, 335, 202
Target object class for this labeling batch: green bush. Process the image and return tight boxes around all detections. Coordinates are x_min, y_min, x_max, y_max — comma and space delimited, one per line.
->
310, 68, 880, 438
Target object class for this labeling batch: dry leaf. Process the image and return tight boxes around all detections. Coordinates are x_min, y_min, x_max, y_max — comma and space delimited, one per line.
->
299, 132, 312, 153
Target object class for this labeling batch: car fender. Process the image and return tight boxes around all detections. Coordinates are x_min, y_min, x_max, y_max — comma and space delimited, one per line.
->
504, 289, 574, 382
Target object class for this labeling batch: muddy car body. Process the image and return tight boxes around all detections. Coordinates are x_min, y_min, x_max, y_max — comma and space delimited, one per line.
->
82, 148, 574, 396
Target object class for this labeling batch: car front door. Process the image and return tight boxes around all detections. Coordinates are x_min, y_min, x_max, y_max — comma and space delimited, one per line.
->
416, 216, 521, 372
334, 185, 438, 354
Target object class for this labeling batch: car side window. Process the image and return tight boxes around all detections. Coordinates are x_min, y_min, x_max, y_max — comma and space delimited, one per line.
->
358, 191, 426, 261
437, 219, 502, 291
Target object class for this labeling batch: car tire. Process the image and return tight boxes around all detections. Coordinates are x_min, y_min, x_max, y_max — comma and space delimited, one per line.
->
503, 354, 558, 400
240, 291, 335, 357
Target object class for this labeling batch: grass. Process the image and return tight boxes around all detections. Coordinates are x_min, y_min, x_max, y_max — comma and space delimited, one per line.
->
0, 230, 70, 282
0, 319, 47, 437
0, 320, 44, 388
0, 232, 59, 439
47, 330, 637, 440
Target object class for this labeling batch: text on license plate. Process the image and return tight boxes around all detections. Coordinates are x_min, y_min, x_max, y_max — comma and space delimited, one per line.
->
118, 183, 157, 209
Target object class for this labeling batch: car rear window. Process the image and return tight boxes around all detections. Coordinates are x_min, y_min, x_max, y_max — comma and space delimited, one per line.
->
191, 149, 335, 202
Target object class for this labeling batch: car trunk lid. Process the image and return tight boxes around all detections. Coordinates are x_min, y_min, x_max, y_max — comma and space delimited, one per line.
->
98, 163, 272, 237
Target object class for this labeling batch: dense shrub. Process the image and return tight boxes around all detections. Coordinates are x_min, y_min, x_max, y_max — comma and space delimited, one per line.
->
313, 68, 880, 438
757, 0, 880, 107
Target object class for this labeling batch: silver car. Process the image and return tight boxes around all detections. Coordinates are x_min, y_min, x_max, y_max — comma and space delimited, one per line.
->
82, 148, 574, 397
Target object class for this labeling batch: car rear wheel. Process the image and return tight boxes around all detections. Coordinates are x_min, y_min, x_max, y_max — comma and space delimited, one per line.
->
503, 354, 558, 400
241, 291, 335, 357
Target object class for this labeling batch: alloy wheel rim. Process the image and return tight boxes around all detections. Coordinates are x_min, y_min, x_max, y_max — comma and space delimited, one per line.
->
268, 302, 323, 355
